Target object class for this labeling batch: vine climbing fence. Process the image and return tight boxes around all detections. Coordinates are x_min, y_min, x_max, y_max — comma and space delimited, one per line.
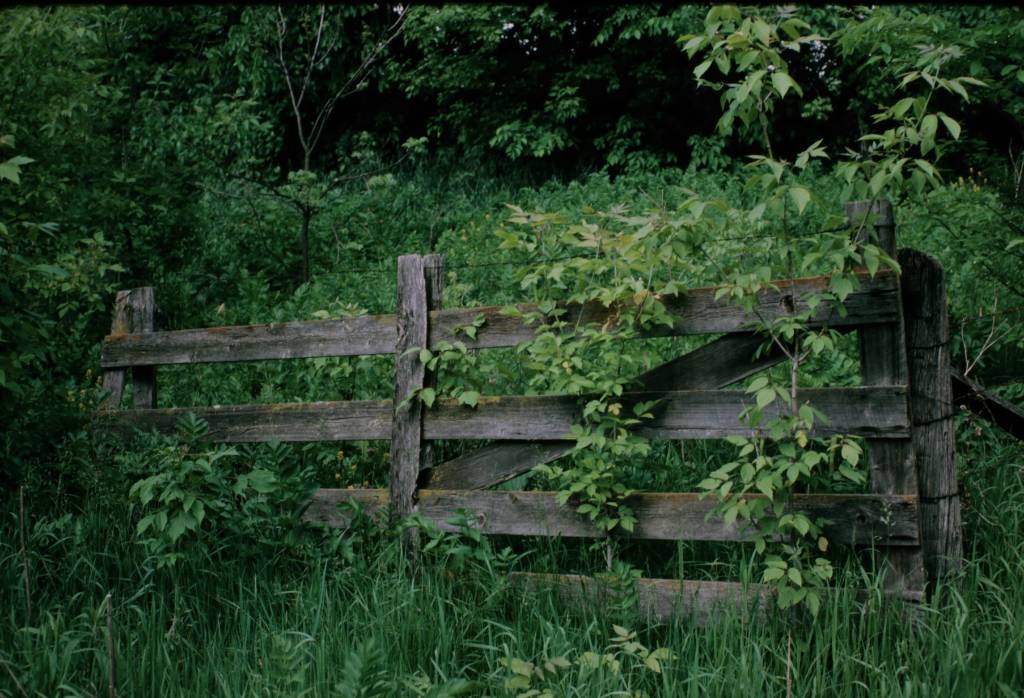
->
97, 199, 964, 622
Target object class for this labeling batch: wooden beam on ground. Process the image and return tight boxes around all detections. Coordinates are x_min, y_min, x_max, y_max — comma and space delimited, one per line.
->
509, 572, 924, 625
304, 489, 920, 546
849, 200, 926, 595
428, 332, 786, 489
100, 270, 899, 368
98, 386, 910, 443
511, 573, 773, 625
951, 369, 1024, 441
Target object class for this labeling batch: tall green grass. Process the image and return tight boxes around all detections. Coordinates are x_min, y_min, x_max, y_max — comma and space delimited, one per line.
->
2, 433, 1022, 697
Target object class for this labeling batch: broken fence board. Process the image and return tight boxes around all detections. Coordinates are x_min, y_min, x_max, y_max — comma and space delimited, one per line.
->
101, 270, 899, 368
304, 489, 920, 546
98, 386, 909, 442
951, 369, 1024, 442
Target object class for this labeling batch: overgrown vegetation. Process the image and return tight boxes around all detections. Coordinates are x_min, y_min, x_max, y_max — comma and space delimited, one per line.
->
2, 3, 1023, 695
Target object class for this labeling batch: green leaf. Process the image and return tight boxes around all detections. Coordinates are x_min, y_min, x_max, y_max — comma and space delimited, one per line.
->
771, 71, 799, 99
458, 390, 480, 408
0, 155, 34, 184
788, 186, 811, 215
419, 387, 436, 408
806, 590, 820, 616
747, 376, 769, 393
756, 388, 775, 409
841, 442, 861, 466
938, 113, 961, 140
418, 348, 433, 364
889, 97, 915, 119
694, 59, 713, 79
869, 168, 887, 195
247, 468, 277, 493
920, 114, 938, 154
830, 275, 854, 301
32, 264, 70, 279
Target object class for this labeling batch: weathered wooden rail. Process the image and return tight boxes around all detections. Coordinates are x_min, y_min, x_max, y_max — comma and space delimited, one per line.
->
97, 199, 965, 621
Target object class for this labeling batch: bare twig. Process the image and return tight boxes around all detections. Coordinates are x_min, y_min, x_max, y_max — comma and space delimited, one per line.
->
960, 301, 1012, 378
1009, 144, 1023, 200
305, 5, 410, 159
275, 4, 410, 170
923, 202, 1024, 300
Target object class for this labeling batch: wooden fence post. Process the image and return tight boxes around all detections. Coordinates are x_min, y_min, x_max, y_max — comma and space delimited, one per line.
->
847, 200, 926, 594
100, 287, 157, 410
899, 248, 962, 584
420, 255, 444, 484
391, 255, 430, 557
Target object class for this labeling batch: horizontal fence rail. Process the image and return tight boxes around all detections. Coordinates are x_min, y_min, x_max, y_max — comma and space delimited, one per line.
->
100, 270, 899, 368
304, 489, 920, 546
98, 386, 910, 442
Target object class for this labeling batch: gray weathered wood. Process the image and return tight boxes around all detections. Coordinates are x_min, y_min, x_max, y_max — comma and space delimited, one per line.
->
100, 271, 899, 368
848, 200, 926, 594
420, 255, 444, 485
430, 270, 899, 350
99, 400, 393, 441
510, 573, 774, 625
428, 332, 786, 489
951, 368, 1024, 442
100, 288, 156, 410
422, 387, 909, 441
305, 489, 920, 546
101, 313, 397, 367
100, 386, 909, 443
129, 287, 157, 408
100, 292, 132, 411
391, 255, 429, 554
900, 248, 961, 582
509, 572, 923, 625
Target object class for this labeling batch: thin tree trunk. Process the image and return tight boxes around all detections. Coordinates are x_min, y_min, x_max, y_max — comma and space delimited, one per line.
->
301, 207, 311, 284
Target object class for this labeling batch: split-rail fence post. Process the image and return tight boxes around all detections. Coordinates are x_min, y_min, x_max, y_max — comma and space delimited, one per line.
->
100, 287, 157, 410
847, 200, 926, 594
390, 254, 443, 559
899, 248, 962, 584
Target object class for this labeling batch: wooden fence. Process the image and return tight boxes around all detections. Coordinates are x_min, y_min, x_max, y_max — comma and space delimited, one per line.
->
97, 200, 963, 620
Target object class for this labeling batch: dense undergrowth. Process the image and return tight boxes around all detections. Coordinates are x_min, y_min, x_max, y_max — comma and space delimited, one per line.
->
1, 418, 1022, 696
4, 4, 1024, 693
2, 164, 1023, 695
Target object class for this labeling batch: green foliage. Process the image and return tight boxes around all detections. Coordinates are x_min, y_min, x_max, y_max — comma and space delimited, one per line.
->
125, 414, 318, 567
500, 623, 674, 698
1, 4, 1023, 694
